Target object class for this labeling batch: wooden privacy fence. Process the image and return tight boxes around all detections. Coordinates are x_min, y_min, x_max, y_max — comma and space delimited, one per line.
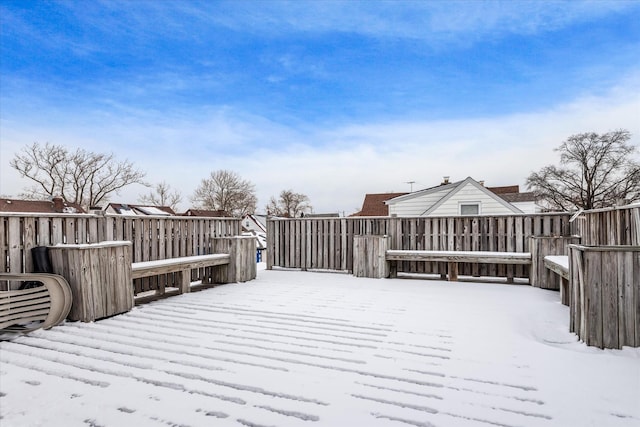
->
578, 203, 640, 246
0, 213, 241, 273
267, 213, 574, 280
0, 213, 241, 296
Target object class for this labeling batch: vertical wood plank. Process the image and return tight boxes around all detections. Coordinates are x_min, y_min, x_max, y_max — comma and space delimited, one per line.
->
0, 216, 7, 272
8, 217, 22, 273
602, 250, 618, 349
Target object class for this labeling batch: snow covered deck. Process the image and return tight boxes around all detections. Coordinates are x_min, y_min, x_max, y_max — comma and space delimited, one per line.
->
1, 268, 638, 427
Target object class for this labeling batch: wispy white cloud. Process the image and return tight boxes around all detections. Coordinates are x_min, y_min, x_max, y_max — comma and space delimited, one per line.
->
185, 0, 637, 44
2, 72, 637, 213
12, 0, 632, 53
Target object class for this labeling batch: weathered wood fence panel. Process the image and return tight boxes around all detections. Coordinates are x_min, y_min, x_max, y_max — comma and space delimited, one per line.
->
529, 236, 581, 289
1, 213, 241, 296
267, 214, 574, 280
48, 241, 133, 322
212, 236, 257, 283
578, 203, 640, 246
353, 235, 389, 278
569, 244, 640, 349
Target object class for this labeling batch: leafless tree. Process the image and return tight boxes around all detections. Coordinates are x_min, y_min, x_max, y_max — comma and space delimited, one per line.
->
11, 142, 147, 208
191, 170, 257, 217
266, 189, 312, 217
526, 130, 640, 211
138, 181, 183, 211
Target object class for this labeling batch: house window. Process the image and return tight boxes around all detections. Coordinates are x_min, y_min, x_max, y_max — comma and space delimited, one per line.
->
460, 203, 480, 215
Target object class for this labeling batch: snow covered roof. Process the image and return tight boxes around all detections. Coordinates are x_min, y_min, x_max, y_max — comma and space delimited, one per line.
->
106, 203, 176, 216
0, 197, 86, 214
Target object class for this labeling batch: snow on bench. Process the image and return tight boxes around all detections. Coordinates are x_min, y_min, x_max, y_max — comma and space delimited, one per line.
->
543, 255, 569, 279
386, 250, 532, 282
543, 255, 570, 305
132, 254, 230, 294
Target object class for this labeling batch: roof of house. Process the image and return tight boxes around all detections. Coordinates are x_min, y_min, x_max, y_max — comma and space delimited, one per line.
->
0, 197, 86, 214
351, 192, 408, 216
383, 177, 525, 215
182, 209, 231, 217
498, 191, 537, 203
384, 181, 462, 205
107, 203, 175, 216
487, 185, 520, 195
418, 177, 522, 215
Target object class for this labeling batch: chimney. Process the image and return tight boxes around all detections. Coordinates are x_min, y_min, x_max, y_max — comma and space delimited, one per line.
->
52, 196, 65, 212
479, 180, 485, 186
441, 176, 450, 185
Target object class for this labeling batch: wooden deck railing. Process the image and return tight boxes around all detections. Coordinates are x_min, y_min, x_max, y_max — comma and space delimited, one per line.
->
577, 203, 640, 246
267, 213, 576, 279
0, 213, 241, 296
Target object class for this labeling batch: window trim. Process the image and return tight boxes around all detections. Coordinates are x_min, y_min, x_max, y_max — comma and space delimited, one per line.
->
459, 202, 481, 216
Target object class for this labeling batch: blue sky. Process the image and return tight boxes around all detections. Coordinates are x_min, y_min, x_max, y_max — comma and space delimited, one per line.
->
1, 0, 639, 214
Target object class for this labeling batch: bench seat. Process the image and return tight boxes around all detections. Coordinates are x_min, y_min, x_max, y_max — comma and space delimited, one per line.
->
543, 255, 569, 279
386, 250, 532, 282
544, 255, 570, 305
132, 254, 231, 295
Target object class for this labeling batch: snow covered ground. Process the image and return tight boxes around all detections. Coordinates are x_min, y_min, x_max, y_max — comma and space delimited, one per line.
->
1, 266, 639, 427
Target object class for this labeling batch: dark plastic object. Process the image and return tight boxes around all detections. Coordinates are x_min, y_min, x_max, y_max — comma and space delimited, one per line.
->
20, 246, 54, 289
31, 246, 54, 273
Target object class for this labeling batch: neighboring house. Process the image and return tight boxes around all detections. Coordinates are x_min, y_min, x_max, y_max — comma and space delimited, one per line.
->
242, 214, 267, 234
496, 191, 542, 214
0, 197, 85, 214
385, 177, 525, 217
351, 192, 408, 216
241, 214, 268, 257
105, 203, 175, 216
181, 209, 230, 217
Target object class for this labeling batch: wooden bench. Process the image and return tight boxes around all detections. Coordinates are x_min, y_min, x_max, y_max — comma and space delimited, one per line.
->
1, 273, 73, 335
132, 254, 231, 298
543, 255, 570, 305
386, 250, 532, 282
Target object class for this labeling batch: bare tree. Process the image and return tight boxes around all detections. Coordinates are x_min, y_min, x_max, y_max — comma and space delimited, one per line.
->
191, 170, 257, 217
527, 130, 640, 211
11, 142, 147, 208
138, 181, 182, 211
266, 189, 312, 217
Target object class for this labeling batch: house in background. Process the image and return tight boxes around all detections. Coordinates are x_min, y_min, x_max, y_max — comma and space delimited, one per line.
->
242, 214, 267, 234
241, 214, 267, 261
351, 192, 409, 216
105, 203, 175, 216
385, 177, 539, 217
496, 190, 541, 214
0, 196, 85, 214
181, 209, 230, 217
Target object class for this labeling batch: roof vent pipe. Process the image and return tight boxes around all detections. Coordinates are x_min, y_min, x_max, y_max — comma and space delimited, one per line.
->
442, 176, 450, 185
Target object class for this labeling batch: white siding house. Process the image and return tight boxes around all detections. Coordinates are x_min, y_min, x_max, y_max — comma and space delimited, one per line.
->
386, 177, 523, 217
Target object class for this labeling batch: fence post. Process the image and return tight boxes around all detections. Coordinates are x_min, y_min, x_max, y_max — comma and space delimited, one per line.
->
353, 235, 389, 278
212, 236, 257, 283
